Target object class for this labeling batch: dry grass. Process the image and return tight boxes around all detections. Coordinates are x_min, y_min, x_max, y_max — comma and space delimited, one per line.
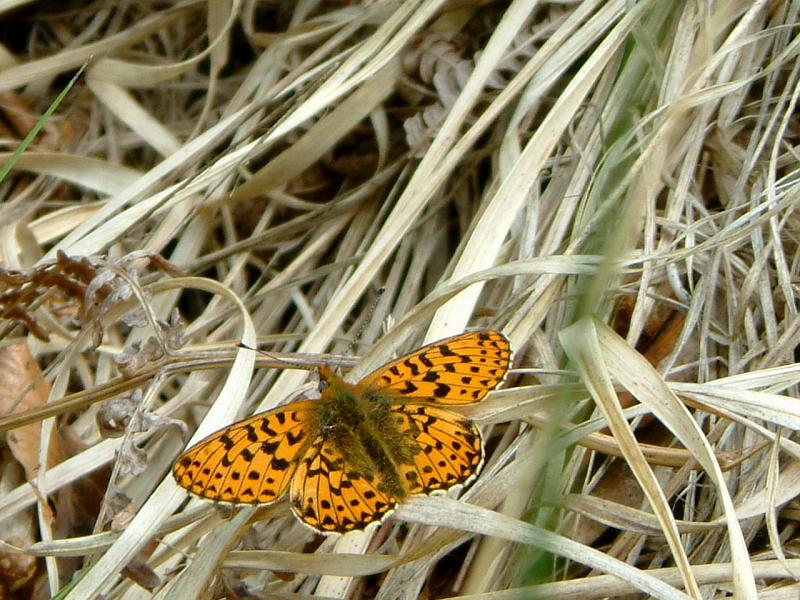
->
0, 1, 798, 598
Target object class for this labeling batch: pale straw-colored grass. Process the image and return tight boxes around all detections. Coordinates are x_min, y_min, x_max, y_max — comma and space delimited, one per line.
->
0, 1, 798, 599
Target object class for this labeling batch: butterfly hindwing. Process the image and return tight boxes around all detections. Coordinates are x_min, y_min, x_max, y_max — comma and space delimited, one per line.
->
289, 436, 396, 533
389, 403, 483, 495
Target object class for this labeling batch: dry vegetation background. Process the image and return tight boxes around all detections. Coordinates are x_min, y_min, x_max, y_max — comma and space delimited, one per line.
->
0, 0, 798, 599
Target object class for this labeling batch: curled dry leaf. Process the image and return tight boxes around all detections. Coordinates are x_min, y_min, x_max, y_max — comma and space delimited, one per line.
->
43, 251, 181, 348
97, 389, 188, 440
0, 252, 104, 342
0, 344, 111, 588
0, 460, 37, 593
113, 309, 186, 377
110, 502, 137, 533
0, 344, 55, 479
116, 439, 148, 478
97, 391, 143, 438
0, 346, 49, 593
121, 558, 161, 592
106, 490, 135, 532
120, 534, 161, 591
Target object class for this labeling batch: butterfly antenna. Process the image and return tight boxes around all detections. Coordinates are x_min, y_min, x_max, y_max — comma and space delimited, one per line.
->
236, 340, 298, 369
344, 286, 386, 357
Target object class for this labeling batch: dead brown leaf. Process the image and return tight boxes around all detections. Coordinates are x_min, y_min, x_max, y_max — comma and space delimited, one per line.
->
0, 344, 55, 479
0, 344, 110, 589
0, 457, 38, 593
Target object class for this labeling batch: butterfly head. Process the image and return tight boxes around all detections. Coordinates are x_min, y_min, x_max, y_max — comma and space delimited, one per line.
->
316, 365, 338, 393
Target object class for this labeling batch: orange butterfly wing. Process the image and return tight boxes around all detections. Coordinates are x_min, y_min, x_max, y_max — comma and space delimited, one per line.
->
172, 401, 317, 504
289, 436, 396, 533
390, 404, 483, 495
359, 330, 510, 404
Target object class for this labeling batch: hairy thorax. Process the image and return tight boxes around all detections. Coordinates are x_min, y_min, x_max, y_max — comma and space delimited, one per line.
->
314, 373, 423, 500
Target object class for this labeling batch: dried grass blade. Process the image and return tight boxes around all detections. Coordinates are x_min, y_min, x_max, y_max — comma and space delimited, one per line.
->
589, 318, 758, 599
62, 278, 255, 599
560, 319, 701, 599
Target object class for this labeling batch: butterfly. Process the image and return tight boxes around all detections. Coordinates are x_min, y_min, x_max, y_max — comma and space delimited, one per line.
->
172, 330, 511, 533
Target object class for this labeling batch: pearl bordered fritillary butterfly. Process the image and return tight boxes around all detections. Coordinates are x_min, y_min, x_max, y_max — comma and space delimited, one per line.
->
172, 330, 511, 533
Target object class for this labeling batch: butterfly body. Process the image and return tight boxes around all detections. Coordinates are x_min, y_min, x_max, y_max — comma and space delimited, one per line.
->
173, 330, 510, 533
310, 370, 422, 501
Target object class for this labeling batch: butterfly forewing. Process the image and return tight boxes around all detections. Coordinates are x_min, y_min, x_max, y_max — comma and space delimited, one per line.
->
172, 401, 317, 504
360, 330, 510, 404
